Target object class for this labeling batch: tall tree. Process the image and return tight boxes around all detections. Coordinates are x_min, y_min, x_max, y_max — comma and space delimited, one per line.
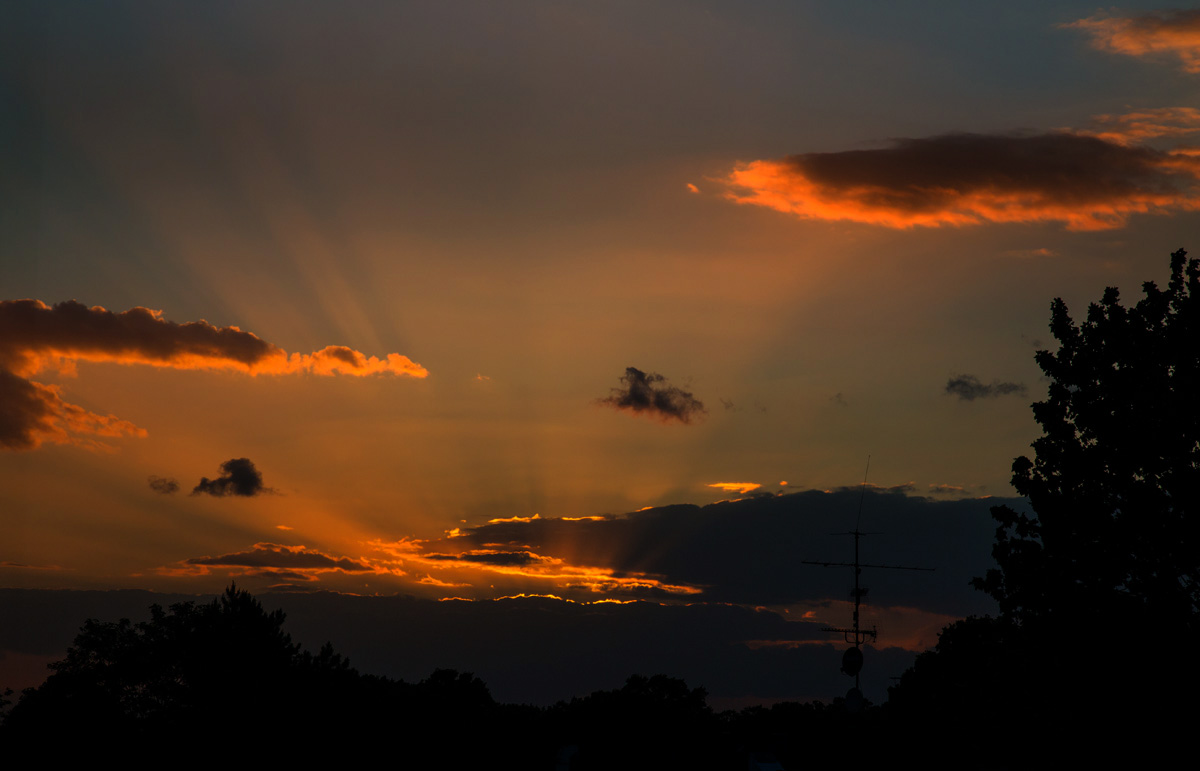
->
975, 248, 1200, 632
889, 251, 1199, 759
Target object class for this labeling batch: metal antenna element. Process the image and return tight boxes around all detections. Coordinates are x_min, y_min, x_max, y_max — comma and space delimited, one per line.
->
855, 455, 870, 531
802, 459, 934, 696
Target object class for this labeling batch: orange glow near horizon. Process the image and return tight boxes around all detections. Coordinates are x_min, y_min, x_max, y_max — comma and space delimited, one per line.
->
778, 599, 961, 652
367, 538, 704, 597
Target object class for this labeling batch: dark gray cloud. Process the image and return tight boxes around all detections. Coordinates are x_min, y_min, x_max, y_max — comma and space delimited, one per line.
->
148, 476, 179, 495
418, 488, 1025, 617
944, 375, 1026, 401
273, 593, 915, 707
726, 131, 1200, 230
1020, 333, 1045, 349
185, 543, 371, 572
245, 569, 318, 582
599, 367, 706, 424
191, 458, 272, 497
426, 550, 545, 567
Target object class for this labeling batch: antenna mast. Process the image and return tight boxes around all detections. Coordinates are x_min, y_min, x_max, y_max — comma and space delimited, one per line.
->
802, 458, 934, 706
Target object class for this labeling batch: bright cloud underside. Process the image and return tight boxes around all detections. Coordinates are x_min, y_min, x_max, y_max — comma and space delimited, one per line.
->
708, 482, 762, 495
722, 126, 1200, 231
0, 300, 427, 450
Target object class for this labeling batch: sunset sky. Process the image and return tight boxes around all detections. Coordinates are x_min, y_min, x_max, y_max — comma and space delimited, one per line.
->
4, 2, 1200, 705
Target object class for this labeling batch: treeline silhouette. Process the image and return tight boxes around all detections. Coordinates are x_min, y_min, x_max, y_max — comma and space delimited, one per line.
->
1, 583, 883, 767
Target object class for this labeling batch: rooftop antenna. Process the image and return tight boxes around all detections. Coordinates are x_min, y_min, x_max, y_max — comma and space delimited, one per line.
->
802, 456, 934, 709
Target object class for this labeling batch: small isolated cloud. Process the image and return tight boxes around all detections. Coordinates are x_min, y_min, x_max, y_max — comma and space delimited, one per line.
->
1003, 247, 1058, 259
1066, 10, 1200, 73
191, 458, 273, 497
0, 300, 426, 451
598, 367, 706, 424
722, 130, 1200, 231
944, 374, 1027, 401
148, 475, 180, 495
708, 482, 762, 495
686, 183, 700, 194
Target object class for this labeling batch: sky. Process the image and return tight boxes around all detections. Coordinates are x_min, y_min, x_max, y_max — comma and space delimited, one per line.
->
4, 1, 1200, 706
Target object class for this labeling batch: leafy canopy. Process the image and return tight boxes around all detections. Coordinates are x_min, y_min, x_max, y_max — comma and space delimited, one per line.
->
975, 248, 1200, 629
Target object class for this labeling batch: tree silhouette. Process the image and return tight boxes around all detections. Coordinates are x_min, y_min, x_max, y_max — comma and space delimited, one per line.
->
890, 250, 1199, 760
2, 585, 541, 762
2, 584, 366, 749
975, 248, 1200, 631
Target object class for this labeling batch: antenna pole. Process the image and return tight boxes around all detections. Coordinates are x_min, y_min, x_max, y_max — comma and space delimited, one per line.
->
801, 461, 934, 702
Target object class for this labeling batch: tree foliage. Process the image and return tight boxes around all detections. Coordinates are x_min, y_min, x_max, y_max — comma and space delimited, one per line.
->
975, 248, 1200, 631
2, 584, 353, 740
1, 585, 525, 762
889, 251, 1199, 757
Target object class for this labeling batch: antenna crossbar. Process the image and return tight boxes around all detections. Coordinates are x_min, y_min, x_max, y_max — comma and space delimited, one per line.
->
802, 560, 934, 571
803, 485, 936, 693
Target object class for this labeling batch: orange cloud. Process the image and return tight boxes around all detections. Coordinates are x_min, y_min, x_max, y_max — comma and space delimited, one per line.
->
368, 538, 703, 598
0, 300, 427, 378
1076, 107, 1200, 146
418, 574, 471, 588
1067, 10, 1200, 73
722, 131, 1200, 230
708, 482, 762, 495
0, 300, 427, 450
487, 513, 541, 524
0, 370, 146, 450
